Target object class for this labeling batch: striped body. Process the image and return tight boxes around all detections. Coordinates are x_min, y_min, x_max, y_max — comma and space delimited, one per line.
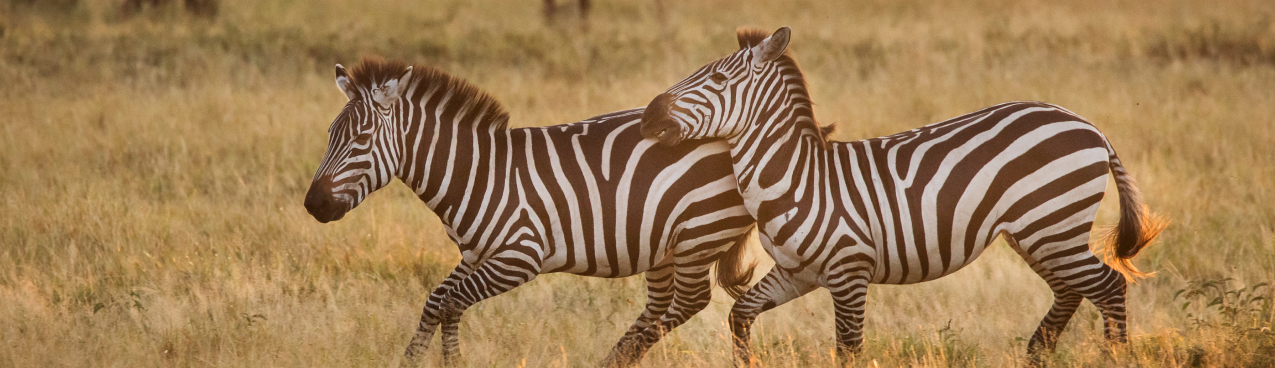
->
753, 102, 1115, 285
640, 28, 1164, 364
304, 60, 755, 367
398, 108, 751, 278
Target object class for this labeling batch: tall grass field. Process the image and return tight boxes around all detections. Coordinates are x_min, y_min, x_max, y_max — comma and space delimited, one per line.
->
2, 0, 1274, 366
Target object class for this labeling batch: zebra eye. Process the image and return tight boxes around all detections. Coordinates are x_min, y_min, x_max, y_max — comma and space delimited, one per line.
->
710, 72, 729, 84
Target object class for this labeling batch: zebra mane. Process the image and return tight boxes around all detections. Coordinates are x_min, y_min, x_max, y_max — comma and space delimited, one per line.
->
347, 57, 510, 131
736, 28, 836, 144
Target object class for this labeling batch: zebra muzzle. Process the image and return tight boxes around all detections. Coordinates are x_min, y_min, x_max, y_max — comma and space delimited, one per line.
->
304, 183, 350, 223
640, 93, 685, 146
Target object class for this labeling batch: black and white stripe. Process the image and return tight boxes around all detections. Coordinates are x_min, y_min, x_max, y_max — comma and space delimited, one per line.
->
640, 27, 1166, 365
303, 59, 757, 367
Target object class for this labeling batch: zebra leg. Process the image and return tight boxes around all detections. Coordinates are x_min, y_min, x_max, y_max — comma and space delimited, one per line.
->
1013, 231, 1131, 356
621, 257, 677, 338
1005, 236, 1085, 364
828, 271, 871, 365
600, 258, 674, 368
603, 261, 715, 368
1085, 270, 1129, 344
436, 252, 544, 366
403, 262, 476, 362
729, 266, 817, 367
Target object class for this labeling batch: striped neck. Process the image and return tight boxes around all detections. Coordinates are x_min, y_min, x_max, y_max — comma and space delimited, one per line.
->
727, 70, 825, 222
389, 73, 510, 241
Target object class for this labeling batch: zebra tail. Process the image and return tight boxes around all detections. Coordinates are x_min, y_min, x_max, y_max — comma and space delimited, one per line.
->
1099, 147, 1169, 282
715, 230, 758, 300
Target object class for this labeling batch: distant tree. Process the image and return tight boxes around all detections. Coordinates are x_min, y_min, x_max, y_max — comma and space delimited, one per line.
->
119, 0, 217, 18
543, 0, 590, 26
542, 0, 667, 32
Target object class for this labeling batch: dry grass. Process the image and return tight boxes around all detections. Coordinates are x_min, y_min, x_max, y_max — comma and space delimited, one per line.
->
2, 0, 1274, 366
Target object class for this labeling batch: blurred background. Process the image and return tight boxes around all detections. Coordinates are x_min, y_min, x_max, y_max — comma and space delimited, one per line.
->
1, 0, 1273, 366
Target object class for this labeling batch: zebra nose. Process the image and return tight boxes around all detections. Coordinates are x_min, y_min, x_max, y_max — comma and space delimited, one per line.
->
304, 184, 347, 223
640, 93, 675, 137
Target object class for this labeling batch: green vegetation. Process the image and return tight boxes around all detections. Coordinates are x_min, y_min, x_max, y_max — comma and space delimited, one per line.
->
2, 0, 1274, 366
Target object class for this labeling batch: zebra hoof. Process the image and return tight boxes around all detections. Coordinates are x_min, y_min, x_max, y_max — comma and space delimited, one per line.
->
600, 342, 642, 368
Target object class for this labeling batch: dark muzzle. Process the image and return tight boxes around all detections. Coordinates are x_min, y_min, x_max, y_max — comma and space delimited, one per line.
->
303, 182, 348, 223
639, 93, 685, 146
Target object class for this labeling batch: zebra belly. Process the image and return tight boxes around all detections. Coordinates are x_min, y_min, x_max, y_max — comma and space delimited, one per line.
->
872, 237, 997, 285
545, 241, 669, 278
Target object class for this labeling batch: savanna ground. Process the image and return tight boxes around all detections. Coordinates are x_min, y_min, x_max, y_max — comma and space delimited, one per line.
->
2, 0, 1275, 366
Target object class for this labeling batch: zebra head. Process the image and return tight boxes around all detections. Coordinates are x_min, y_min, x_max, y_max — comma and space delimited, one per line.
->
641, 26, 791, 146
304, 62, 414, 223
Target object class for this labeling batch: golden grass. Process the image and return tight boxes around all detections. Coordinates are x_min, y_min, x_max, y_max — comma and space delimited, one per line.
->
2, 0, 1274, 366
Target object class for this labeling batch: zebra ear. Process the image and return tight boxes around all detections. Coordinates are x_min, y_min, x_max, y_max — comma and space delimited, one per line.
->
335, 64, 357, 101
752, 26, 790, 64
373, 66, 413, 106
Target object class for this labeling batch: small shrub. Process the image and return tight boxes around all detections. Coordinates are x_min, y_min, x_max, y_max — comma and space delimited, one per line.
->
1146, 19, 1275, 66
1174, 277, 1275, 365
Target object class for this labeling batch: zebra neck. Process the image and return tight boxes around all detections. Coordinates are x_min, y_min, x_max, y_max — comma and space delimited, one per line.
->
396, 113, 509, 242
728, 103, 828, 223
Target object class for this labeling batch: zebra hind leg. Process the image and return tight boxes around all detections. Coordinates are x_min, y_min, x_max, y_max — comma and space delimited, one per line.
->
620, 258, 676, 339
728, 266, 817, 367
1088, 271, 1129, 344
1010, 231, 1131, 364
403, 263, 476, 364
603, 261, 715, 368
601, 260, 675, 368
1005, 235, 1085, 366
435, 252, 544, 366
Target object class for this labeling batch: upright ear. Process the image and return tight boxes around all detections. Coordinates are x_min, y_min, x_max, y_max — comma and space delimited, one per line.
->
372, 66, 414, 107
335, 64, 357, 100
751, 26, 791, 64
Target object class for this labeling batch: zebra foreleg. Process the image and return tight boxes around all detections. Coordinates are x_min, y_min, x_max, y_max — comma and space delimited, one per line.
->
728, 266, 816, 367
403, 262, 476, 363
828, 271, 871, 365
435, 252, 543, 366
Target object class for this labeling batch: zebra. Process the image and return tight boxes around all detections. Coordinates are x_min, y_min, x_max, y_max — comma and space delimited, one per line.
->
638, 27, 1168, 365
302, 58, 758, 367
